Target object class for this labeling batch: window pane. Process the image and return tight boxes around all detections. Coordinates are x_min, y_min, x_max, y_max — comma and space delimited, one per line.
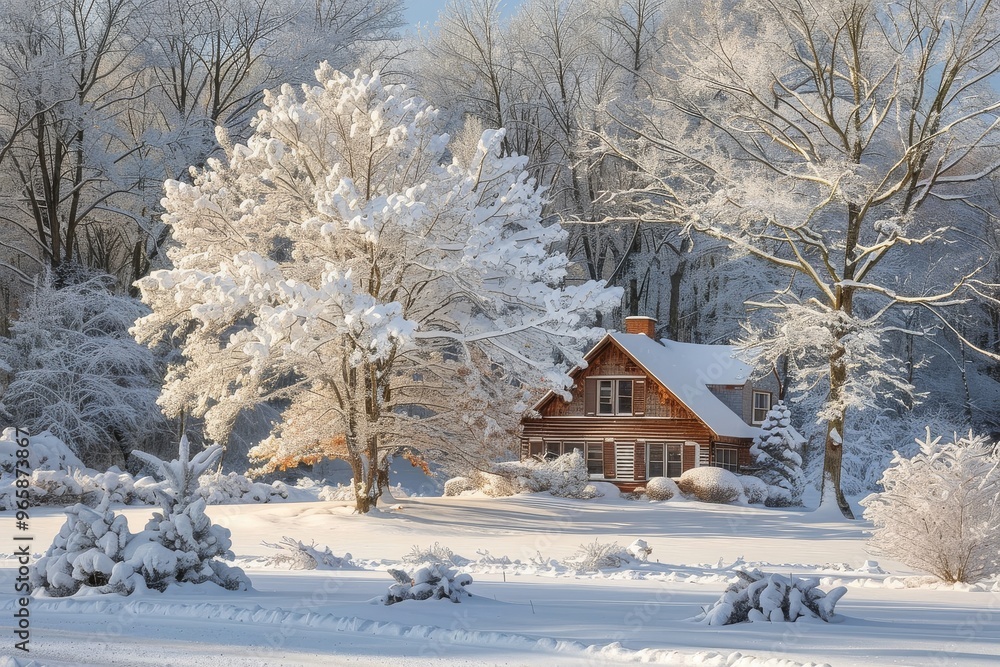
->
753, 392, 771, 423
563, 442, 584, 456
618, 380, 633, 414
667, 444, 682, 478
714, 447, 738, 472
546, 442, 560, 460
598, 380, 614, 414
648, 444, 664, 478
586, 442, 603, 476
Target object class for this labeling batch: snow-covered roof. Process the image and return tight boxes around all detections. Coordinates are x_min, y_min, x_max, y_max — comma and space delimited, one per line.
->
607, 333, 760, 440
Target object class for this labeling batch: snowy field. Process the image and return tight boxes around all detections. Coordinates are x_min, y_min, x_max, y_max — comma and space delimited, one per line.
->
2, 488, 998, 667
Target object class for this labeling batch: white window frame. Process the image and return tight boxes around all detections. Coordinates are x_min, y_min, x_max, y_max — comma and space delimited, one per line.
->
752, 391, 772, 424
585, 442, 604, 478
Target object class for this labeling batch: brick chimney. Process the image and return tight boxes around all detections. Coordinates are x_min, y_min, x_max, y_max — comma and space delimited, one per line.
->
624, 316, 657, 338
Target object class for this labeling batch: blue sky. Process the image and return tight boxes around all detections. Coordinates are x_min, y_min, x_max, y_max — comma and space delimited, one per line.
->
403, 0, 522, 29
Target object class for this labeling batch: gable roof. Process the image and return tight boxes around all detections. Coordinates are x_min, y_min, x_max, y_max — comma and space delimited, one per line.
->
604, 333, 760, 440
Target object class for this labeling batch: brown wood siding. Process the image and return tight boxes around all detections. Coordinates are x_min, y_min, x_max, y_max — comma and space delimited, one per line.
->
521, 417, 713, 444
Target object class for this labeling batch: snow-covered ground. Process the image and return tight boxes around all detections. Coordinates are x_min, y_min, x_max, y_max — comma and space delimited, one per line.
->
2, 490, 998, 666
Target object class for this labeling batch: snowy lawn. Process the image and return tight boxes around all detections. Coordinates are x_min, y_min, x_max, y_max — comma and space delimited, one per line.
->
2, 493, 998, 666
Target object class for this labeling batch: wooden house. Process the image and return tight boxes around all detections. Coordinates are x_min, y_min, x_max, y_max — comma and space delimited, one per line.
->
520, 317, 777, 491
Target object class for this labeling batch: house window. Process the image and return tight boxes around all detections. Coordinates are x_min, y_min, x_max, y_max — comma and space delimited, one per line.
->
544, 441, 585, 461
648, 443, 683, 478
586, 442, 603, 476
752, 391, 772, 424
598, 379, 634, 415
714, 446, 739, 473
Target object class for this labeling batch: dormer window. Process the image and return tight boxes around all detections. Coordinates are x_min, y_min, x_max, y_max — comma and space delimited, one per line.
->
598, 379, 633, 415
752, 391, 772, 424
586, 377, 646, 416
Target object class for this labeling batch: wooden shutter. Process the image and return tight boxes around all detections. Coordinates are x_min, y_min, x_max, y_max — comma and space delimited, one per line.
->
602, 439, 616, 478
584, 378, 597, 416
633, 379, 646, 416
633, 441, 646, 481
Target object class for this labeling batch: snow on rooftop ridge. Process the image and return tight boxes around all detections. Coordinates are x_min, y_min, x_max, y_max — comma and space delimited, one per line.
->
609, 332, 760, 440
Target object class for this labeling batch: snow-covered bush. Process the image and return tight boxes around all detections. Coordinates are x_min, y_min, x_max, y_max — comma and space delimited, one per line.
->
748, 402, 806, 506
678, 467, 743, 503
196, 471, 287, 504
738, 475, 769, 505
261, 536, 353, 570
443, 476, 475, 496
0, 429, 86, 474
0, 274, 166, 468
115, 436, 250, 593
31, 494, 132, 597
562, 539, 632, 571
693, 569, 847, 625
626, 539, 653, 562
474, 451, 593, 498
402, 542, 469, 566
861, 429, 1000, 583
384, 564, 473, 605
645, 476, 680, 501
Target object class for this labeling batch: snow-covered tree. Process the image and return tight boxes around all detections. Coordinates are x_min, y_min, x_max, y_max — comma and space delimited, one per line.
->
749, 402, 805, 507
133, 66, 621, 513
31, 493, 132, 597
0, 273, 166, 468
861, 429, 1000, 584
125, 436, 249, 591
604, 0, 1000, 516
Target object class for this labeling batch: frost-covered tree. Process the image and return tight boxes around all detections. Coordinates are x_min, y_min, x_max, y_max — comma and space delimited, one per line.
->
861, 429, 1000, 584
606, 0, 1000, 516
31, 493, 132, 597
133, 66, 620, 513
125, 435, 249, 591
0, 273, 166, 467
749, 402, 805, 507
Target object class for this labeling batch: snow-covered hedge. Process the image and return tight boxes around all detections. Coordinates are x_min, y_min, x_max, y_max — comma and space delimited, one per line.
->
443, 476, 476, 496
693, 569, 846, 624
472, 450, 593, 498
678, 467, 743, 504
645, 476, 680, 501
383, 564, 473, 604
738, 475, 769, 505
197, 471, 288, 504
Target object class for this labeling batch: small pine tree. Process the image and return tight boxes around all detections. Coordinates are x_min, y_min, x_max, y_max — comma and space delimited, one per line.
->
748, 401, 806, 507
861, 429, 1000, 584
129, 436, 249, 590
31, 492, 132, 596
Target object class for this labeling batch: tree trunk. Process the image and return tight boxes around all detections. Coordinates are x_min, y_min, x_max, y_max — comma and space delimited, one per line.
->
823, 347, 855, 519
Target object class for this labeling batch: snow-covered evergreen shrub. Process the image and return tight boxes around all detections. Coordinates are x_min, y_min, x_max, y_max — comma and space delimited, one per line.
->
384, 564, 473, 604
645, 476, 680, 501
861, 429, 1000, 583
115, 436, 250, 592
748, 402, 806, 506
694, 569, 847, 625
31, 494, 132, 597
0, 429, 86, 474
261, 536, 353, 570
678, 467, 743, 503
738, 475, 769, 505
443, 476, 475, 496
